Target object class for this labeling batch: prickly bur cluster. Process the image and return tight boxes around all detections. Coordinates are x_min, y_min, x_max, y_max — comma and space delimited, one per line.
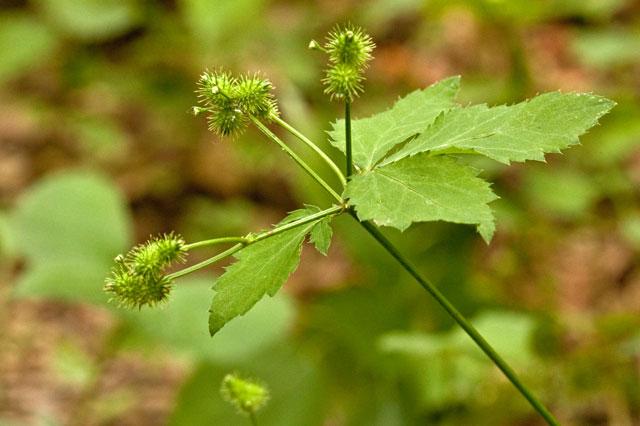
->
311, 24, 375, 101
195, 70, 279, 136
220, 373, 269, 417
104, 233, 186, 309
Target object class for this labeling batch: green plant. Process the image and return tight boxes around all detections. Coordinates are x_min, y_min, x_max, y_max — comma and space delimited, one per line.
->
105, 24, 614, 425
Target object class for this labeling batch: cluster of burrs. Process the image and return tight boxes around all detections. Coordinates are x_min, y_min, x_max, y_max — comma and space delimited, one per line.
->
221, 373, 270, 418
194, 70, 279, 136
104, 233, 186, 309
310, 24, 375, 101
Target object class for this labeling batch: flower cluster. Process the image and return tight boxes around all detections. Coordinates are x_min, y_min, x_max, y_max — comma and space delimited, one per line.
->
195, 70, 279, 136
104, 233, 186, 309
312, 24, 375, 101
220, 373, 269, 416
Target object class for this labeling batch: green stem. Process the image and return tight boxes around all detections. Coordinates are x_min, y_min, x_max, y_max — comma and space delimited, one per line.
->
249, 115, 343, 203
249, 410, 258, 426
345, 101, 353, 177
168, 243, 245, 280
353, 213, 560, 426
184, 237, 248, 251
168, 205, 344, 280
271, 114, 347, 188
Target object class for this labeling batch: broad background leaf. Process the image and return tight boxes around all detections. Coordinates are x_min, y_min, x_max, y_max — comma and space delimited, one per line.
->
0, 14, 56, 84
34, 0, 142, 42
123, 278, 294, 364
12, 171, 132, 303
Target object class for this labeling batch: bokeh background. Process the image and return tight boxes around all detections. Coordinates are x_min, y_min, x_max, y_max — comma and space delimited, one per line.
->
1, 0, 640, 425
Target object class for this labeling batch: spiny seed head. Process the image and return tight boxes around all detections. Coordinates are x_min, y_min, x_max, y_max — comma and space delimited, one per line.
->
105, 266, 173, 309
198, 70, 236, 109
323, 62, 364, 101
314, 24, 375, 102
235, 73, 279, 120
220, 373, 269, 416
104, 233, 186, 309
325, 24, 375, 68
194, 70, 278, 136
208, 107, 248, 136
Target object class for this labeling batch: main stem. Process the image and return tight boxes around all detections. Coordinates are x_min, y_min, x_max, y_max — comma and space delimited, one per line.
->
249, 115, 343, 203
271, 115, 347, 188
353, 214, 560, 426
345, 101, 353, 177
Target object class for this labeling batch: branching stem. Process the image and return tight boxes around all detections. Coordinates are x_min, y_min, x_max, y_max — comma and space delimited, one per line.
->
249, 115, 343, 203
168, 205, 343, 280
271, 114, 347, 188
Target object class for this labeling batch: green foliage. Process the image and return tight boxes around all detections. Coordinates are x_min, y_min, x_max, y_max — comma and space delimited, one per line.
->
329, 76, 461, 170
208, 211, 320, 335
382, 92, 615, 165
33, 0, 142, 42
122, 279, 294, 364
344, 154, 498, 242
169, 346, 325, 426
380, 311, 538, 409
0, 14, 56, 84
279, 205, 333, 255
337, 80, 613, 241
13, 172, 131, 264
12, 171, 132, 303
6, 5, 636, 424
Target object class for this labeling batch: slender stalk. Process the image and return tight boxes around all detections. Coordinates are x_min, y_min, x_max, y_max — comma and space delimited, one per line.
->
271, 114, 347, 188
249, 411, 258, 426
353, 214, 560, 426
249, 115, 343, 203
168, 205, 344, 280
184, 237, 248, 251
168, 243, 245, 280
345, 101, 353, 177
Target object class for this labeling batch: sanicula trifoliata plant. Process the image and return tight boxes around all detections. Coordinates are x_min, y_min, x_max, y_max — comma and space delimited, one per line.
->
105, 24, 615, 425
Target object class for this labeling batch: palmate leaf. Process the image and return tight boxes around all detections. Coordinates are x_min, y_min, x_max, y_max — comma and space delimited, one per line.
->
208, 214, 319, 336
345, 154, 498, 242
329, 76, 460, 171
341, 77, 614, 242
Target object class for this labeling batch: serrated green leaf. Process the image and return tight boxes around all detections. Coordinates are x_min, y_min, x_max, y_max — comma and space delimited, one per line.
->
208, 215, 318, 335
329, 76, 460, 171
345, 154, 497, 242
279, 205, 333, 255
309, 216, 332, 255
383, 92, 615, 165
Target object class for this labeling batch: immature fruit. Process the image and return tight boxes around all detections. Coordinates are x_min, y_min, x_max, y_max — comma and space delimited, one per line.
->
318, 24, 375, 101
